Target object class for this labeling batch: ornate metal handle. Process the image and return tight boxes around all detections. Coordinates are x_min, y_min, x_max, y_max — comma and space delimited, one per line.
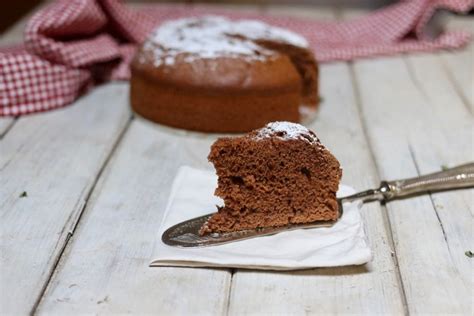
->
383, 162, 474, 200
340, 162, 474, 204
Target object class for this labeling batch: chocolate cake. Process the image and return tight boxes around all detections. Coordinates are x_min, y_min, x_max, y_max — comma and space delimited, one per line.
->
200, 122, 342, 234
130, 16, 319, 133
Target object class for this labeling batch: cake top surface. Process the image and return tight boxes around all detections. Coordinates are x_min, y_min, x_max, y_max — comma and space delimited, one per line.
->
255, 121, 320, 144
141, 15, 308, 66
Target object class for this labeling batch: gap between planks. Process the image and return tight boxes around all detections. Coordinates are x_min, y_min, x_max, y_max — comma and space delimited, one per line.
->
349, 53, 472, 315
0, 83, 133, 315
0, 117, 17, 139
402, 54, 473, 285
341, 7, 472, 314
333, 13, 408, 313
35, 120, 232, 315
30, 116, 134, 315
334, 5, 408, 312
348, 63, 410, 315
224, 268, 236, 316
407, 143, 450, 250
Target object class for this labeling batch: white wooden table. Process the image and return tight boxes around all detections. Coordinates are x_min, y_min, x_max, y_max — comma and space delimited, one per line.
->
1, 4, 473, 315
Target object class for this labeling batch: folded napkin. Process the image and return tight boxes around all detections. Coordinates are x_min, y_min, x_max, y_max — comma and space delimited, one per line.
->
150, 166, 372, 270
1, 0, 473, 116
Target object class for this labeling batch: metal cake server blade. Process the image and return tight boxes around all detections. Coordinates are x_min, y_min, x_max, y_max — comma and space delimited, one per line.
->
162, 162, 474, 248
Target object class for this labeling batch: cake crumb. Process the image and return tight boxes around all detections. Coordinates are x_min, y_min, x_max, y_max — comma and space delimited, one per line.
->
202, 122, 342, 234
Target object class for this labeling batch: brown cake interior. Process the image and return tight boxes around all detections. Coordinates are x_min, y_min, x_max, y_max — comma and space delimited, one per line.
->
200, 122, 342, 235
255, 40, 319, 107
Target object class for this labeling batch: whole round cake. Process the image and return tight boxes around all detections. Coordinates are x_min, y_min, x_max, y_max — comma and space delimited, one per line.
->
130, 16, 319, 133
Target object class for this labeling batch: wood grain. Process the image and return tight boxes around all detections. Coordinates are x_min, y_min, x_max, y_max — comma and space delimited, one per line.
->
351, 55, 472, 314
404, 52, 473, 288
0, 118, 16, 138
0, 83, 131, 315
340, 9, 473, 312
36, 118, 232, 315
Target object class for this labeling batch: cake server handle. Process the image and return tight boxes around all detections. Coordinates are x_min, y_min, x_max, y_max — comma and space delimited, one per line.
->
340, 162, 474, 204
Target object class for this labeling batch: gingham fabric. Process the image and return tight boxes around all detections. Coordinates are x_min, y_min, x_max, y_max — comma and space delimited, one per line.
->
1, 0, 472, 116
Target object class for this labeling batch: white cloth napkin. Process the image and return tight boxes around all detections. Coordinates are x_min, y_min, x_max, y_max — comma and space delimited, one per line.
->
150, 166, 372, 270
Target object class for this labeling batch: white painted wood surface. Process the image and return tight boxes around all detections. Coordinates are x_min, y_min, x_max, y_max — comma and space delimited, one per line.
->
405, 52, 473, 286
36, 121, 232, 315
352, 55, 472, 314
0, 83, 131, 315
1, 3, 473, 316
343, 10, 473, 313
0, 118, 15, 138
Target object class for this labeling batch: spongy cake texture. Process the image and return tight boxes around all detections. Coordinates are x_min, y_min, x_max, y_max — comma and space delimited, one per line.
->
201, 122, 342, 234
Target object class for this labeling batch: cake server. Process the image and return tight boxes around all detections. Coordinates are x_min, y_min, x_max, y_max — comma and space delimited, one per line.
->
162, 162, 474, 248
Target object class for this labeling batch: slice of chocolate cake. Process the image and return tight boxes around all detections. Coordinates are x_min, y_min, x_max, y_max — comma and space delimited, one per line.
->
200, 121, 342, 235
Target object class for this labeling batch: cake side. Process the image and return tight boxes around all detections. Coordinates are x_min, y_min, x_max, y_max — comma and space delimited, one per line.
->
130, 73, 301, 132
131, 51, 302, 93
255, 40, 319, 107
201, 122, 342, 234
130, 16, 319, 132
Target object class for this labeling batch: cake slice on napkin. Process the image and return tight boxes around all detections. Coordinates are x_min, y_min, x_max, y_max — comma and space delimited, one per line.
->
200, 121, 342, 235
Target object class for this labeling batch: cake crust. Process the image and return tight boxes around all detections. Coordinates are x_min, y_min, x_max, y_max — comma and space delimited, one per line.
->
130, 16, 319, 133
201, 122, 342, 234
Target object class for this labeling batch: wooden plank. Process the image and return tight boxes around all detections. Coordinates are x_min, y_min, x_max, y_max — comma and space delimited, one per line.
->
340, 9, 473, 312
404, 52, 473, 286
0, 83, 131, 315
0, 118, 16, 138
36, 119, 232, 314
351, 54, 472, 314
439, 14, 474, 113
227, 7, 406, 315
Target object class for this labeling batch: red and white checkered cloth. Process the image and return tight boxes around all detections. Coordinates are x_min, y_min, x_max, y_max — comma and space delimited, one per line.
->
1, 0, 472, 116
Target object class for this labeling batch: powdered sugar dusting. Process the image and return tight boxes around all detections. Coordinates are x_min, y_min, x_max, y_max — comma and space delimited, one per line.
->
231, 19, 308, 47
142, 16, 308, 66
255, 121, 320, 144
